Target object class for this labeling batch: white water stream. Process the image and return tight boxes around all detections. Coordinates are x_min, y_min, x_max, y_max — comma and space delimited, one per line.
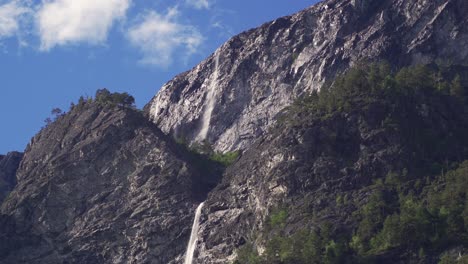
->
197, 52, 220, 141
184, 202, 205, 264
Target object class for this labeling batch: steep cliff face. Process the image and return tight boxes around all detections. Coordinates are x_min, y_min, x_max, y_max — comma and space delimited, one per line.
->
0, 152, 23, 203
0, 103, 212, 263
145, 0, 468, 152
193, 66, 468, 263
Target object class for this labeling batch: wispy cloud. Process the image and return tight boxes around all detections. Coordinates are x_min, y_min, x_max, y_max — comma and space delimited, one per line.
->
185, 0, 211, 10
127, 7, 203, 67
0, 0, 31, 39
36, 0, 131, 51
0, 0, 215, 67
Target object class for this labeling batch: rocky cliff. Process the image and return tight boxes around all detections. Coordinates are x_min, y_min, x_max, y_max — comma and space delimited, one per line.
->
1, 0, 468, 263
0, 101, 218, 263
145, 0, 468, 152
194, 64, 468, 263
0, 152, 23, 203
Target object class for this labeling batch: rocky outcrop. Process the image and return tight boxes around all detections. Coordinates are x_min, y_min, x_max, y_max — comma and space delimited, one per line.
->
0, 103, 215, 263
0, 152, 23, 203
145, 0, 468, 152
193, 80, 468, 263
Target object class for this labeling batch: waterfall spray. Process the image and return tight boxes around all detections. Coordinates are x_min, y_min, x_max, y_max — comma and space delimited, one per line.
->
184, 203, 204, 264
197, 52, 220, 141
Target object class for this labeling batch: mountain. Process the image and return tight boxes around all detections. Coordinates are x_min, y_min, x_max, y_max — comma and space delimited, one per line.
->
0, 152, 23, 203
0, 100, 221, 263
1, 0, 468, 263
145, 0, 468, 152
194, 64, 468, 263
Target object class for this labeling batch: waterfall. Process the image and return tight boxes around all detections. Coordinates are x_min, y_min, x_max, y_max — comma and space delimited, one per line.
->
197, 52, 220, 141
184, 202, 204, 264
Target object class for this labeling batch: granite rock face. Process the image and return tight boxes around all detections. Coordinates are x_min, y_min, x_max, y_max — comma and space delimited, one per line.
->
145, 0, 468, 152
0, 103, 213, 263
194, 81, 468, 263
0, 152, 23, 203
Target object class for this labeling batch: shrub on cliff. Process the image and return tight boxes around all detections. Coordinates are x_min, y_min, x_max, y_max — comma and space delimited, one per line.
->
95, 88, 135, 108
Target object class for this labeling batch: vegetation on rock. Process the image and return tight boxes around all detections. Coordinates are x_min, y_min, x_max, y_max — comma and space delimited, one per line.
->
177, 139, 240, 167
43, 89, 137, 128
94, 88, 135, 108
236, 63, 468, 263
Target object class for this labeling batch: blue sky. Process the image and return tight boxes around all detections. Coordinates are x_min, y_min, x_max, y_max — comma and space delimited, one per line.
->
0, 0, 318, 153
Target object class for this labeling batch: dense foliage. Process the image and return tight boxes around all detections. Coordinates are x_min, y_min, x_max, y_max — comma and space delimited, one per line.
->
94, 88, 135, 108
237, 63, 468, 263
285, 63, 465, 117
351, 161, 468, 262
72, 88, 136, 110
178, 139, 240, 167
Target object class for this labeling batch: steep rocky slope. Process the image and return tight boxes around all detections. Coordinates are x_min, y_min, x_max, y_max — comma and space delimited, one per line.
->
0, 101, 217, 263
193, 65, 468, 263
145, 0, 468, 152
0, 152, 23, 203
1, 1, 468, 263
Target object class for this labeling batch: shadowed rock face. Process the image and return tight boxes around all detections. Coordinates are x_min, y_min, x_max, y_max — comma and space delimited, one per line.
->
145, 0, 468, 152
194, 83, 468, 263
0, 152, 23, 203
0, 103, 211, 264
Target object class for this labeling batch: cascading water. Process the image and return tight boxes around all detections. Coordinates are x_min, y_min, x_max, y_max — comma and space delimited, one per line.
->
196, 52, 220, 141
184, 202, 205, 264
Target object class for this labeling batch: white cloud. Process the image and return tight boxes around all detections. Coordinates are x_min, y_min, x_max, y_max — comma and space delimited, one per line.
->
36, 0, 130, 51
186, 0, 210, 10
127, 8, 203, 67
0, 1, 31, 39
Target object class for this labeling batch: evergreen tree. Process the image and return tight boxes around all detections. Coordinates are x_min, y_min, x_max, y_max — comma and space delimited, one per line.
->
51, 108, 62, 117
